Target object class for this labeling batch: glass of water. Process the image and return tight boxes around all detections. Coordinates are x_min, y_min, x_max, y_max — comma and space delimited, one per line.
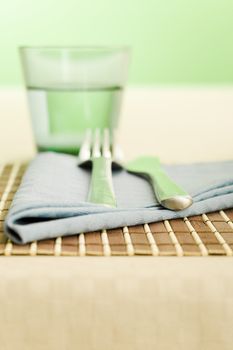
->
20, 46, 130, 154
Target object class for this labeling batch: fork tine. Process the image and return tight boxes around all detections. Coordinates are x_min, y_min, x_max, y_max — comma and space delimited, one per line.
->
112, 129, 124, 164
79, 129, 92, 163
92, 128, 101, 158
102, 128, 111, 158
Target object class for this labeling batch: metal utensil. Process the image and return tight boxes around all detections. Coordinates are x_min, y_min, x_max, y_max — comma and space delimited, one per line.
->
126, 156, 193, 211
112, 137, 193, 211
78, 129, 116, 207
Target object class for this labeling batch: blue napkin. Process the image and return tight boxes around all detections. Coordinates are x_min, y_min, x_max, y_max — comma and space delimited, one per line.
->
5, 152, 233, 244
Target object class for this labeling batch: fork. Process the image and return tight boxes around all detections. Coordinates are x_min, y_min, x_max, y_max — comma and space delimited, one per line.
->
78, 128, 117, 207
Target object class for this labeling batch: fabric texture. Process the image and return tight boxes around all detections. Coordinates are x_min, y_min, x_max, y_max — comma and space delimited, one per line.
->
4, 152, 233, 244
0, 257, 233, 350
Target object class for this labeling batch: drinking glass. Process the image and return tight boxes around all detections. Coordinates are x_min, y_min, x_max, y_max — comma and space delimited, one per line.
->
20, 46, 130, 154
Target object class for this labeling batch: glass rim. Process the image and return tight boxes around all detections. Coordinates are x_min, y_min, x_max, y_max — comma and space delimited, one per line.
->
19, 45, 131, 53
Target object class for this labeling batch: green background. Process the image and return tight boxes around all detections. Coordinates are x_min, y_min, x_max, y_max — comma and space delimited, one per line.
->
1, 0, 233, 85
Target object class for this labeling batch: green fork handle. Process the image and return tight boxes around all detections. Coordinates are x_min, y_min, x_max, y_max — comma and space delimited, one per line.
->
88, 157, 117, 207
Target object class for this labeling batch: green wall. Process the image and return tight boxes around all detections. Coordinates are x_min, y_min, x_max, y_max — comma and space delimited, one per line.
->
1, 0, 233, 85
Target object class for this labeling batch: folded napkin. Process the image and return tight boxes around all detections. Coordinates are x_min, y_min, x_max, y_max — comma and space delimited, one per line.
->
5, 152, 233, 244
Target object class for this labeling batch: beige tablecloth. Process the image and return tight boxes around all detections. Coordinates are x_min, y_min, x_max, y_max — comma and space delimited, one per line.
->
0, 257, 232, 350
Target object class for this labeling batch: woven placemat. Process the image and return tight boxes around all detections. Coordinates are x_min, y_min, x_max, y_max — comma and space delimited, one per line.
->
1, 163, 233, 257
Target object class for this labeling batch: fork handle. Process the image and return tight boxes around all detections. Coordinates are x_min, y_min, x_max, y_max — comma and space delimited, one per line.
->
88, 157, 117, 207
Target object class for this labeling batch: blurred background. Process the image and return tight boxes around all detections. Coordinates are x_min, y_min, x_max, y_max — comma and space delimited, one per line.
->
1, 0, 233, 162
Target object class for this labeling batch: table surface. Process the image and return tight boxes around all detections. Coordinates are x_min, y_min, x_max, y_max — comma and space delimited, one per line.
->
0, 256, 233, 350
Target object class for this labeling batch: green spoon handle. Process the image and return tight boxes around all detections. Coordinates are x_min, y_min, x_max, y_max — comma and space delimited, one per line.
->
88, 156, 117, 207
126, 156, 193, 211
150, 168, 193, 211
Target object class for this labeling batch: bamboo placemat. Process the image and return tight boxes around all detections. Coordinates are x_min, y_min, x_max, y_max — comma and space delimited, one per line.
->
1, 163, 233, 257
